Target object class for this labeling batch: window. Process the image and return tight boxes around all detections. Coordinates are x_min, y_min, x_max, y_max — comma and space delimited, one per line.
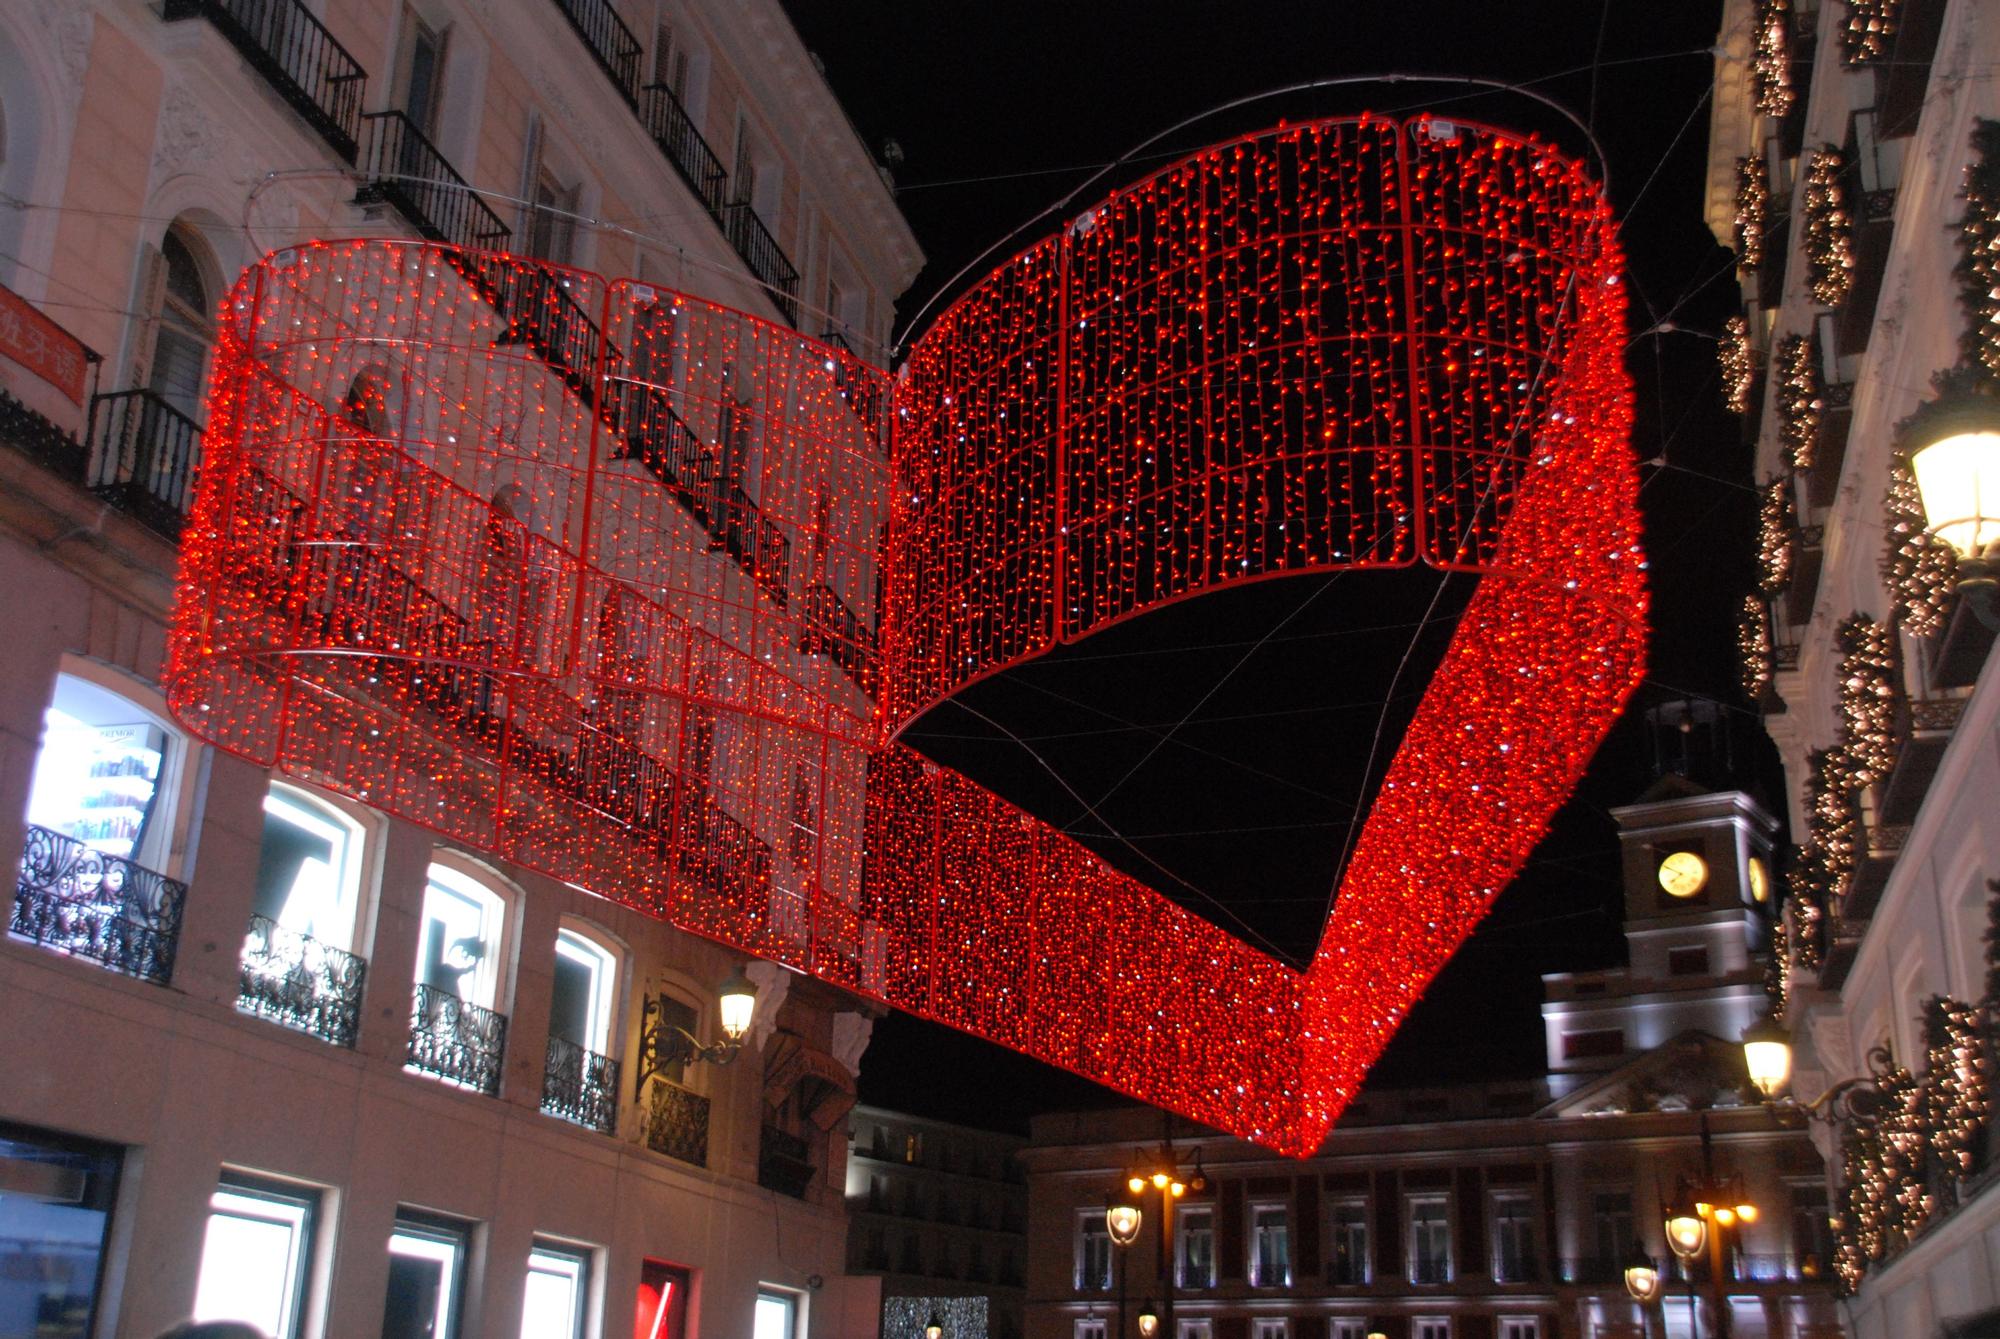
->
637, 1259, 692, 1339
1667, 946, 1711, 976
1328, 1199, 1369, 1284
417, 863, 506, 1008
0, 1123, 121, 1337
145, 225, 216, 421
1076, 1213, 1112, 1290
1075, 1323, 1107, 1339
25, 672, 179, 866
1499, 1320, 1541, 1339
649, 992, 698, 1086
1592, 1191, 1635, 1266
550, 928, 617, 1053
755, 1289, 801, 1339
393, 5, 448, 137
1562, 1029, 1626, 1059
905, 1131, 924, 1164
384, 1215, 470, 1339
1408, 1196, 1451, 1284
1790, 1181, 1834, 1277
1491, 1193, 1537, 1282
1252, 1321, 1287, 1339
1251, 1204, 1290, 1287
1415, 1321, 1450, 1339
526, 162, 580, 264
1179, 1321, 1213, 1339
523, 1243, 590, 1338
193, 1174, 319, 1338
652, 22, 689, 96
1178, 1206, 1215, 1287
253, 785, 364, 947
1332, 1325, 1370, 1339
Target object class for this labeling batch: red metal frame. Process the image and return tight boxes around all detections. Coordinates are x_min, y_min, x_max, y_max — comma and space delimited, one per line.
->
166, 114, 1645, 1154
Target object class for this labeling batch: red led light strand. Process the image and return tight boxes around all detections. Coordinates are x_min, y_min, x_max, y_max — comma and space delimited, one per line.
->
167, 115, 1646, 1153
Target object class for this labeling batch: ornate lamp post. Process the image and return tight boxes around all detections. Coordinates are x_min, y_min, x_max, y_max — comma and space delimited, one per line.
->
1623, 1243, 1664, 1339
1659, 1114, 1760, 1339
1107, 1200, 1142, 1339
1119, 1127, 1207, 1339
1903, 380, 2000, 639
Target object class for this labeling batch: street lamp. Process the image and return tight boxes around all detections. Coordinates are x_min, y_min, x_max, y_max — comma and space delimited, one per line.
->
1623, 1246, 1663, 1304
634, 967, 761, 1096
1902, 376, 2000, 648
1136, 1301, 1160, 1338
1737, 1016, 1893, 1126
925, 1313, 944, 1339
1107, 1203, 1143, 1247
1119, 1130, 1207, 1339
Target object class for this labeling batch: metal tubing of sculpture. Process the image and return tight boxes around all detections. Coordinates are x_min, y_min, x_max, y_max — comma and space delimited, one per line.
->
167, 114, 1646, 1153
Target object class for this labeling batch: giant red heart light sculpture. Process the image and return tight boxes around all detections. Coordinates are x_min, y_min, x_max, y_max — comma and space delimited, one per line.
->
167, 114, 1644, 1153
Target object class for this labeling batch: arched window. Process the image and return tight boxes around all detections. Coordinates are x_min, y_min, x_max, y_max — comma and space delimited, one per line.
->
341, 364, 395, 437
252, 784, 365, 949
416, 862, 507, 1008
23, 670, 183, 870
145, 225, 217, 420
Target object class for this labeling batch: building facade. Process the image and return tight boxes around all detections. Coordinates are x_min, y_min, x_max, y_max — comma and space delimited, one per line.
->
1021, 777, 1845, 1339
1707, 0, 2000, 1334
844, 1106, 1030, 1339
0, 1, 918, 1336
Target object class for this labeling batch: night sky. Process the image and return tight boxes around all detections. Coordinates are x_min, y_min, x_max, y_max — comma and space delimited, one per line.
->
778, 0, 1782, 1131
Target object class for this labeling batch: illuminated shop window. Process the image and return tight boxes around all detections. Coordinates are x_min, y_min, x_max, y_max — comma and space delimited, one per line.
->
25, 673, 178, 865
523, 1241, 591, 1339
384, 1214, 471, 1339
193, 1173, 319, 1338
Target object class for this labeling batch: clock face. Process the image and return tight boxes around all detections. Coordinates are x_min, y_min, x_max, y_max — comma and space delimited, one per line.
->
1748, 855, 1771, 903
1658, 850, 1709, 899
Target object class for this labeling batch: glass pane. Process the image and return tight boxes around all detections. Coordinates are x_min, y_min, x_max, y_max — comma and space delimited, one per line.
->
754, 1292, 795, 1339
255, 790, 356, 945
25, 676, 168, 862
549, 952, 594, 1048
387, 1228, 461, 1339
418, 868, 502, 1005
193, 1199, 302, 1334
523, 1247, 587, 1339
0, 1127, 119, 1339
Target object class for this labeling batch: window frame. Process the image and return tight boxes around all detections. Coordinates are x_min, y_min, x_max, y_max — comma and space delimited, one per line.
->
1413, 1320, 1451, 1339
26, 663, 192, 876
1407, 1194, 1453, 1285
416, 859, 512, 1009
1176, 1204, 1215, 1288
1074, 1322, 1107, 1339
1249, 1202, 1291, 1288
1075, 1208, 1113, 1291
523, 1240, 591, 1339
193, 1171, 321, 1339
1327, 1196, 1370, 1285
387, 1211, 473, 1339
255, 782, 369, 951
1250, 1319, 1288, 1339
755, 1285, 805, 1339
1498, 1319, 1542, 1339
550, 922, 620, 1055
1489, 1190, 1537, 1283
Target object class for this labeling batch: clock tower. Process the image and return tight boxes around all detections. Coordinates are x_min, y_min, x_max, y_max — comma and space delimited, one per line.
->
1542, 701, 1781, 1094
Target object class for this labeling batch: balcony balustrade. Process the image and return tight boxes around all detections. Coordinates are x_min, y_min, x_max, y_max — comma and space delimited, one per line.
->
460, 256, 617, 404
547, 0, 642, 105
10, 825, 186, 985
1782, 523, 1827, 628
759, 1123, 817, 1198
355, 111, 511, 251
822, 328, 887, 447
644, 1075, 711, 1166
800, 580, 879, 696
1932, 589, 2000, 690
543, 1034, 620, 1132
238, 914, 367, 1046
1875, 0, 1945, 138
88, 388, 203, 538
1877, 696, 1966, 824
643, 83, 729, 222
721, 203, 800, 327
164, 0, 366, 161
407, 983, 508, 1094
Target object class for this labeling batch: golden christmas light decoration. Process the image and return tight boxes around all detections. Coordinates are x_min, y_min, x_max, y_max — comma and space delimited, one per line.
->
1957, 120, 2000, 379
1735, 155, 1771, 275
1738, 593, 1774, 699
1757, 478, 1797, 596
1775, 333, 1823, 471
1840, 0, 1900, 65
1882, 459, 1957, 639
1804, 147, 1857, 308
1720, 314, 1755, 414
1834, 614, 1901, 789
1752, 0, 1797, 119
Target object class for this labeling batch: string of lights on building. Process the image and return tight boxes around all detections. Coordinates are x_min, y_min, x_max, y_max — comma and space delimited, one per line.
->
1803, 146, 1858, 309
1775, 332, 1823, 471
1757, 476, 1798, 596
1720, 313, 1756, 413
1881, 459, 1956, 639
1736, 153, 1772, 275
1833, 615, 1901, 790
1751, 0, 1798, 120
1838, 0, 1901, 66
1958, 119, 2000, 377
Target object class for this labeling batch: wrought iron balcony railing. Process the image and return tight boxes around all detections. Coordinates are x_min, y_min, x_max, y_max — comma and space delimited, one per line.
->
355, 111, 511, 251
549, 0, 642, 105
238, 914, 367, 1047
644, 1075, 711, 1165
1492, 1254, 1543, 1284
643, 83, 729, 222
717, 484, 791, 608
542, 1034, 620, 1131
88, 388, 203, 538
458, 256, 617, 403
822, 328, 887, 447
759, 1123, 817, 1198
720, 203, 800, 327
407, 983, 508, 1094
801, 581, 879, 696
0, 388, 90, 484
1408, 1257, 1450, 1285
11, 824, 186, 985
163, 0, 366, 161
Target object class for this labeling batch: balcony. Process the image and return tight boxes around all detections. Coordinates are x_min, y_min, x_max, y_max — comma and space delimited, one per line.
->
1875, 0, 1946, 138
542, 1034, 620, 1132
548, 0, 642, 106
163, 0, 366, 162
1782, 524, 1826, 627
1409, 1257, 1450, 1285
800, 581, 879, 696
407, 984, 508, 1094
1834, 109, 1902, 357
645, 1076, 710, 1165
759, 1123, 817, 1198
10, 825, 186, 985
88, 388, 203, 538
823, 328, 888, 447
1877, 696, 1966, 824
238, 914, 367, 1047
355, 111, 511, 251
1933, 590, 1999, 689
610, 383, 791, 605
459, 256, 617, 404
643, 83, 729, 222
721, 203, 800, 327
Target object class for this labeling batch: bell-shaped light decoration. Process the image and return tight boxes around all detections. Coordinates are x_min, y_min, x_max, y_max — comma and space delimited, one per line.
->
717, 967, 758, 1041
1742, 1014, 1793, 1099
